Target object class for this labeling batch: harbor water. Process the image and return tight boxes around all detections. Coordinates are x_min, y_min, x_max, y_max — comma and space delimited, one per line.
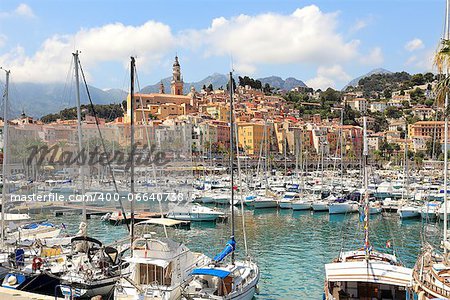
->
43, 204, 439, 299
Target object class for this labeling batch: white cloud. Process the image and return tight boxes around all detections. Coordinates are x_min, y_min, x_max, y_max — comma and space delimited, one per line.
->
361, 47, 384, 65
15, 3, 35, 18
187, 5, 360, 74
0, 3, 36, 19
233, 62, 256, 75
350, 19, 368, 34
406, 49, 434, 71
306, 65, 351, 90
0, 21, 175, 83
405, 38, 424, 52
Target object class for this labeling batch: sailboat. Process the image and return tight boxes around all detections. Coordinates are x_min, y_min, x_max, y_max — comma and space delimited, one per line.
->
397, 136, 420, 219
57, 51, 128, 298
114, 57, 211, 300
412, 1, 450, 297
181, 71, 260, 300
0, 68, 31, 232
324, 116, 413, 299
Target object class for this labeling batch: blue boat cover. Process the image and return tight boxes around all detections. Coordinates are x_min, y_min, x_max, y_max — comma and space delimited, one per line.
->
192, 268, 231, 279
213, 237, 236, 262
23, 223, 38, 230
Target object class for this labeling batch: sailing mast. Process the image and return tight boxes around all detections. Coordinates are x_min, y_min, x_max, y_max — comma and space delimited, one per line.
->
73, 51, 87, 226
130, 57, 136, 252
444, 0, 450, 257
1, 67, 10, 247
340, 108, 344, 193
229, 71, 235, 265
363, 116, 370, 261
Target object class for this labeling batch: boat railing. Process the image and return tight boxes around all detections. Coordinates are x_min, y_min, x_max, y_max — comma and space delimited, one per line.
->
414, 270, 450, 298
421, 278, 450, 297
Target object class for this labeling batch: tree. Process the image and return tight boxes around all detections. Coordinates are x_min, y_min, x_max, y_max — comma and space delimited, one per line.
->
424, 72, 434, 83
207, 83, 213, 92
41, 103, 124, 123
385, 106, 402, 119
434, 39, 450, 109
226, 77, 236, 92
263, 83, 272, 94
411, 73, 425, 86
321, 88, 340, 105
380, 141, 394, 158
370, 112, 388, 132
383, 89, 392, 99
410, 88, 425, 104
426, 139, 442, 159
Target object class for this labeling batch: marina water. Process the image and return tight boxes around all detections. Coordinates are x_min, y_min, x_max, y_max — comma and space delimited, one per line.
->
44, 204, 438, 299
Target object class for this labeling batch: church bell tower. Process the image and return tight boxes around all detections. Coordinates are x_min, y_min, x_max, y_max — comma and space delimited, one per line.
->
171, 55, 183, 95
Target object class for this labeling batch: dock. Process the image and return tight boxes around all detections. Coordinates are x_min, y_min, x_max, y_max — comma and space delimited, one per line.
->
0, 287, 62, 299
9, 202, 168, 220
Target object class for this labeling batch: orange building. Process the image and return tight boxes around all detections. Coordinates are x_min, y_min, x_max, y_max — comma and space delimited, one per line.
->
408, 121, 448, 142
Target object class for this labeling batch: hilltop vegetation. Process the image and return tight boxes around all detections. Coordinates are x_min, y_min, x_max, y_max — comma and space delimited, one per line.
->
41, 103, 124, 123
347, 72, 436, 99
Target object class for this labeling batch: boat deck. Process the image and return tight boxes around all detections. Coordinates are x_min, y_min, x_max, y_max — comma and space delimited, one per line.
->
0, 287, 63, 299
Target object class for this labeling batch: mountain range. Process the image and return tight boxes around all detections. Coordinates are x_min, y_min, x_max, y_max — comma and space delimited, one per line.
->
140, 74, 307, 94
343, 68, 393, 90
4, 74, 307, 118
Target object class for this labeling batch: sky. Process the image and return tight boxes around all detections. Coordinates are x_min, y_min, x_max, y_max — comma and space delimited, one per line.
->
0, 0, 446, 90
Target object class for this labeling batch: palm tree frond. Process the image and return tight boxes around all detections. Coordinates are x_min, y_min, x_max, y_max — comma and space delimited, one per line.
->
434, 76, 450, 112
434, 39, 450, 73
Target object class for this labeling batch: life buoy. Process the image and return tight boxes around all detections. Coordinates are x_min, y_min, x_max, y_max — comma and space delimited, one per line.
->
32, 257, 43, 271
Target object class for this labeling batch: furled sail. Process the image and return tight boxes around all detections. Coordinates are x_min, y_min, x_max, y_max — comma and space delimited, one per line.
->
213, 237, 236, 262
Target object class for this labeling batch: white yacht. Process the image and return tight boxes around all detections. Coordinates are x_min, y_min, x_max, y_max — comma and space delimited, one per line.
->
252, 196, 278, 209
115, 221, 210, 300
278, 191, 297, 209
212, 192, 232, 205
328, 201, 359, 215
167, 204, 224, 222
368, 201, 382, 215
420, 201, 440, 221
312, 201, 329, 211
325, 250, 413, 299
291, 199, 312, 211
9, 222, 61, 240
397, 206, 420, 219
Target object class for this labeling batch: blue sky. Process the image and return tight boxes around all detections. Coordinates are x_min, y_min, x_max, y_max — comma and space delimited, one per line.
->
0, 0, 445, 90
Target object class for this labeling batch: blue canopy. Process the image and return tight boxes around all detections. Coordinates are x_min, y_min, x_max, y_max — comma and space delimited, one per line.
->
192, 268, 231, 279
213, 238, 236, 262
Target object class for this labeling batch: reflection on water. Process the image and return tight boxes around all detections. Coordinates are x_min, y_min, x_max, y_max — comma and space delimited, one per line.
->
46, 205, 438, 300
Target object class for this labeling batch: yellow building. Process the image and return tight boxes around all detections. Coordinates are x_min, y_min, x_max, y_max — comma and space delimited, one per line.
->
237, 122, 268, 155
201, 103, 230, 122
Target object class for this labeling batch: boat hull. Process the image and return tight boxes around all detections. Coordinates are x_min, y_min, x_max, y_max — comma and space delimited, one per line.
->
312, 202, 329, 211
166, 212, 221, 222
398, 208, 420, 219
291, 202, 311, 211
328, 203, 359, 214
253, 200, 278, 209
279, 201, 292, 209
